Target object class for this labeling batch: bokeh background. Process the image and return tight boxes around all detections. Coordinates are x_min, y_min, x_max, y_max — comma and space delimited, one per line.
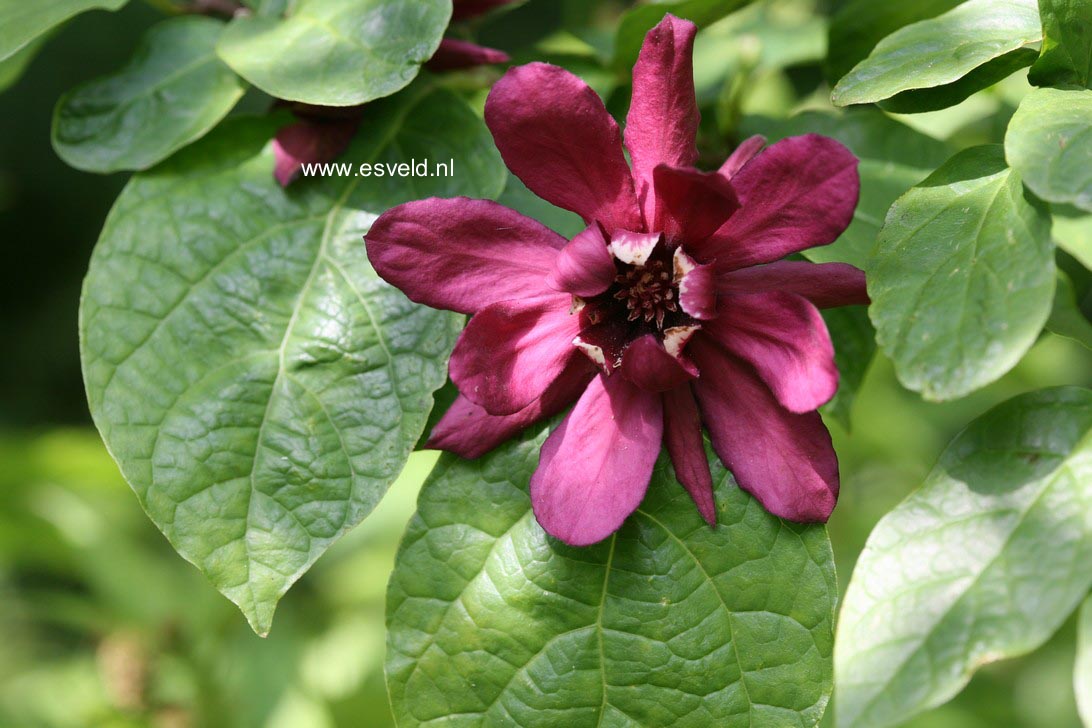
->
2, 1, 1091, 726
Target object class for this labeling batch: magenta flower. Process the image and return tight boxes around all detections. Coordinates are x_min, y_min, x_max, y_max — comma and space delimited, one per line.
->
365, 14, 865, 546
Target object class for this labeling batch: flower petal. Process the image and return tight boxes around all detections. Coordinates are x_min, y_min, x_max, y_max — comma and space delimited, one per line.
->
652, 164, 740, 244
365, 197, 564, 315
625, 14, 700, 221
690, 337, 839, 522
609, 230, 662, 266
530, 374, 663, 545
449, 293, 580, 415
662, 386, 716, 526
427, 360, 595, 458
619, 334, 698, 392
673, 248, 716, 319
717, 260, 868, 308
696, 134, 859, 270
485, 63, 642, 232
425, 38, 510, 71
451, 0, 517, 21
718, 134, 766, 180
273, 118, 359, 187
706, 291, 838, 413
546, 224, 616, 297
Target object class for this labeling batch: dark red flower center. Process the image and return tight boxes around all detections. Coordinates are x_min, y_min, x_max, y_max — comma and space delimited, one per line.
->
612, 259, 679, 328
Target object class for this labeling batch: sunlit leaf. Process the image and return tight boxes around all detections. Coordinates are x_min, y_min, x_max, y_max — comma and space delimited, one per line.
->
0, 0, 127, 62
1079, 595, 1092, 727
1030, 0, 1092, 88
1006, 87, 1092, 213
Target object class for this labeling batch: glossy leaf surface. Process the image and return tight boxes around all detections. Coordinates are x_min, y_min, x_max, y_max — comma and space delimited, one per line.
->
1006, 87, 1092, 213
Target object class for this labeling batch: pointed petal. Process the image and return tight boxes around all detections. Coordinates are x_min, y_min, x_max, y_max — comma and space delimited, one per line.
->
707, 292, 838, 413
662, 386, 716, 526
652, 164, 740, 244
365, 197, 565, 315
696, 135, 859, 270
546, 224, 616, 297
673, 248, 716, 319
273, 118, 359, 187
717, 260, 869, 308
485, 63, 642, 232
530, 374, 662, 546
625, 14, 700, 220
690, 337, 839, 522
449, 293, 580, 415
425, 38, 510, 71
427, 361, 595, 458
619, 334, 698, 392
718, 135, 766, 180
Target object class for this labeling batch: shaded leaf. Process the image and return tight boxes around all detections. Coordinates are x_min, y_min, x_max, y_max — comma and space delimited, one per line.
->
835, 387, 1092, 728
1055, 210, 1092, 271
868, 145, 1055, 401
80, 87, 506, 635
1006, 87, 1092, 213
496, 173, 583, 239
386, 431, 837, 728
0, 0, 127, 61
1030, 0, 1092, 88
52, 17, 246, 174
0, 33, 48, 93
217, 0, 449, 106
1048, 270, 1092, 349
822, 306, 875, 430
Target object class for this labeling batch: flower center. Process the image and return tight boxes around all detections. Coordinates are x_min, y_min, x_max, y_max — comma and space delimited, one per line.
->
612, 259, 678, 329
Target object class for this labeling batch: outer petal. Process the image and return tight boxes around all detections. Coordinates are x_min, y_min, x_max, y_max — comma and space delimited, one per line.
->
706, 291, 838, 413
690, 337, 839, 522
530, 374, 663, 546
485, 63, 642, 231
365, 197, 564, 315
652, 164, 740, 244
718, 134, 766, 180
425, 38, 510, 71
547, 224, 616, 297
662, 386, 716, 525
273, 118, 359, 187
449, 293, 580, 415
696, 134, 859, 271
717, 260, 868, 308
625, 14, 700, 220
619, 334, 698, 392
673, 248, 716, 319
427, 360, 595, 458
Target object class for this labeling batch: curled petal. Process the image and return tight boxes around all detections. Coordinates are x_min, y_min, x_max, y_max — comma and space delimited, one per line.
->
718, 135, 766, 180
663, 324, 700, 358
450, 293, 580, 415
662, 386, 716, 526
690, 337, 839, 522
427, 361, 595, 458
530, 374, 663, 546
273, 117, 360, 187
485, 63, 642, 231
718, 260, 868, 309
626, 14, 700, 220
547, 224, 616, 297
652, 164, 740, 244
619, 334, 698, 392
365, 197, 564, 315
609, 230, 662, 266
707, 291, 838, 413
673, 248, 716, 320
425, 38, 510, 71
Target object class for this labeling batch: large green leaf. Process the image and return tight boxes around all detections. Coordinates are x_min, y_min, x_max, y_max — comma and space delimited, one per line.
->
386, 431, 838, 728
1056, 210, 1092, 270
216, 0, 450, 106
834, 387, 1092, 728
1047, 270, 1092, 349
612, 0, 755, 70
1030, 0, 1092, 88
0, 0, 127, 61
831, 0, 1042, 111
825, 0, 964, 85
1006, 87, 1092, 213
868, 145, 1055, 401
52, 17, 246, 174
80, 87, 505, 635
1079, 595, 1092, 727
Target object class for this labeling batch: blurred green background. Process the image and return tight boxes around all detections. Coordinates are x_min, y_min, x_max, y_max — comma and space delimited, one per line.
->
2, 1, 1091, 726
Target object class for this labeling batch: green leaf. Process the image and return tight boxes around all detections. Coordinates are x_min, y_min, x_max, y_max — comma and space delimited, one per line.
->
613, 0, 756, 70
825, 0, 964, 85
216, 0, 450, 107
1047, 270, 1092, 348
1030, 0, 1092, 88
868, 145, 1055, 401
386, 432, 837, 728
822, 306, 875, 431
1055, 210, 1092, 270
80, 87, 506, 635
496, 174, 583, 239
0, 0, 127, 61
1006, 87, 1092, 213
52, 17, 246, 174
834, 386, 1092, 728
878, 47, 1040, 114
831, 0, 1042, 110
0, 32, 49, 93
1079, 595, 1092, 727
